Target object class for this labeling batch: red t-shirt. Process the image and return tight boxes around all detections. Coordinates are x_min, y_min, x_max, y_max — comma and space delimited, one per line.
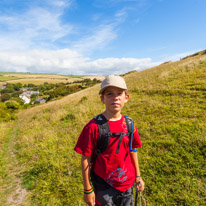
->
74, 115, 142, 192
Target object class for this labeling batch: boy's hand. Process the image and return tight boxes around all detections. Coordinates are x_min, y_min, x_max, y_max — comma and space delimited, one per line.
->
83, 192, 95, 206
136, 177, 145, 192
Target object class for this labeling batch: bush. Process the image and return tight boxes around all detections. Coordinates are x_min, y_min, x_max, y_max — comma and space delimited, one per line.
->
5, 101, 20, 110
1, 93, 11, 102
79, 96, 88, 103
0, 103, 17, 121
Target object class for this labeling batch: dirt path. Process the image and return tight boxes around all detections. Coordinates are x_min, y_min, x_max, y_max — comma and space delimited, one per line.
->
6, 179, 28, 206
0, 121, 28, 206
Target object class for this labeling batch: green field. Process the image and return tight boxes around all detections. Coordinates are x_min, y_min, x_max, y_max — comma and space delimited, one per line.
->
0, 72, 84, 78
0, 72, 56, 75
0, 51, 206, 205
0, 76, 21, 81
0, 73, 103, 85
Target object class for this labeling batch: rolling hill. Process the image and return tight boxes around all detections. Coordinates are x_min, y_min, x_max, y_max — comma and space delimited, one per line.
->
0, 50, 205, 205
0, 73, 105, 86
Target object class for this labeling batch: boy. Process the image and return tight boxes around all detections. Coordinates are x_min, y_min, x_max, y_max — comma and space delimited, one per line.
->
74, 75, 144, 206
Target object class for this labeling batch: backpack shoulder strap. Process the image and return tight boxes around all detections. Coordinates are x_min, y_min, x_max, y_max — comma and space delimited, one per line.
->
124, 115, 134, 134
93, 114, 111, 157
124, 115, 137, 153
93, 115, 135, 162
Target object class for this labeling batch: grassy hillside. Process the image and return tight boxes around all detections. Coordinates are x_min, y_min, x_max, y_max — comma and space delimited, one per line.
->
0, 73, 104, 85
0, 51, 205, 205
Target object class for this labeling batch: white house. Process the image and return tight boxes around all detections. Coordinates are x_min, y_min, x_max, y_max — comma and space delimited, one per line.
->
0, 85, 6, 89
19, 90, 40, 104
19, 94, 31, 104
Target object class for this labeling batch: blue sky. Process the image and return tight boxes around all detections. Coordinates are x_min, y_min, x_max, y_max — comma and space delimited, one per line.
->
0, 0, 205, 75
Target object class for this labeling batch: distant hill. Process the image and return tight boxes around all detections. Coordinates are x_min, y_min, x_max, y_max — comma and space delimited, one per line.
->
0, 73, 104, 86
0, 50, 205, 205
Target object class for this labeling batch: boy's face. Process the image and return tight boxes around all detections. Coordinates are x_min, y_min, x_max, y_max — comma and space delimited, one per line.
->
100, 86, 129, 114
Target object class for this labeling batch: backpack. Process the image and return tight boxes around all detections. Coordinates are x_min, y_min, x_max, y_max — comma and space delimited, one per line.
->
93, 114, 136, 163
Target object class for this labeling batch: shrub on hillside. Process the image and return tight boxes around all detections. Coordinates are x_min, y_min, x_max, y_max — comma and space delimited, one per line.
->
5, 101, 20, 110
0, 103, 17, 121
1, 93, 12, 102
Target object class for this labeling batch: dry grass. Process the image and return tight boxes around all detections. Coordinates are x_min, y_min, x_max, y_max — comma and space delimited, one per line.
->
18, 84, 101, 115
0, 73, 104, 85
81, 75, 105, 81
1, 51, 206, 205
125, 52, 206, 90
7, 78, 80, 85
3, 74, 69, 79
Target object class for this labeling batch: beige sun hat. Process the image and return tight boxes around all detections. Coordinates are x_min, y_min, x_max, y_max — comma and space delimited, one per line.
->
99, 75, 127, 94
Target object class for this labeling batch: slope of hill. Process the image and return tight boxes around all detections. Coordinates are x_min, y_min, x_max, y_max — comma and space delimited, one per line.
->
0, 51, 205, 205
0, 73, 104, 86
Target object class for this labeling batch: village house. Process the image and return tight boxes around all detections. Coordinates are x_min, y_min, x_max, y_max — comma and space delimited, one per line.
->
35, 98, 46, 104
19, 94, 31, 104
19, 91, 39, 104
21, 87, 33, 91
0, 85, 6, 89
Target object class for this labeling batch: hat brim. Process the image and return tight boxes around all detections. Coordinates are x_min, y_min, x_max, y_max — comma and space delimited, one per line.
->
99, 85, 127, 95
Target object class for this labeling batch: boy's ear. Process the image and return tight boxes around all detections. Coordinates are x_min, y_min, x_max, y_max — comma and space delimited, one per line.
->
100, 95, 104, 104
125, 93, 129, 103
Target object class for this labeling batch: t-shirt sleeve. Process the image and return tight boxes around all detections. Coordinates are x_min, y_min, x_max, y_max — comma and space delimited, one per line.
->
132, 125, 142, 148
74, 120, 98, 157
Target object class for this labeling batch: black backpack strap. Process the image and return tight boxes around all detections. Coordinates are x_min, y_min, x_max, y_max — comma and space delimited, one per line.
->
124, 116, 137, 153
93, 115, 134, 159
94, 114, 111, 158
124, 115, 134, 134
115, 133, 124, 154
115, 116, 134, 154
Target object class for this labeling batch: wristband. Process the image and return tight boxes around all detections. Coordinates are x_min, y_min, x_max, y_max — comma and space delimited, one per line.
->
136, 176, 141, 178
84, 188, 94, 194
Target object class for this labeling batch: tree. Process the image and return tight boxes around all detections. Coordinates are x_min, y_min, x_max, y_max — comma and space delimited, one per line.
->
13, 83, 22, 91
5, 101, 20, 110
1, 88, 15, 93
28, 83, 35, 87
1, 93, 11, 102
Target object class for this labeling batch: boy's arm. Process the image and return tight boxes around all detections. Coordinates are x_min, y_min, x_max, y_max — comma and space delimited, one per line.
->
130, 152, 145, 192
81, 155, 95, 206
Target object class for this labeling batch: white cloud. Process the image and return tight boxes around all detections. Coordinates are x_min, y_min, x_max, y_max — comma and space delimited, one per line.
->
160, 50, 202, 62
0, 0, 160, 75
115, 9, 128, 19
0, 49, 87, 73
0, 1, 72, 50
80, 57, 159, 75
0, 0, 120, 55
0, 49, 159, 75
72, 24, 117, 53
49, 0, 71, 8
72, 3, 135, 54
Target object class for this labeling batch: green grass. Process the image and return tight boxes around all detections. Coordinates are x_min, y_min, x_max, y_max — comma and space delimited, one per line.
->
0, 76, 22, 81
123, 58, 206, 205
0, 122, 20, 205
60, 74, 85, 78
0, 72, 85, 78
0, 72, 55, 75
0, 52, 206, 205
